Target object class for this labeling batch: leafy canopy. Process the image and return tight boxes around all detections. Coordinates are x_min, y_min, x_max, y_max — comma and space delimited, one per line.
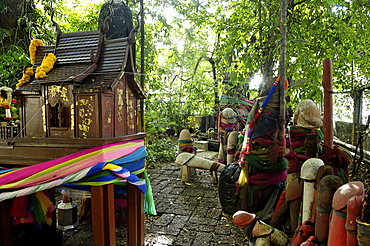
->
1, 0, 370, 130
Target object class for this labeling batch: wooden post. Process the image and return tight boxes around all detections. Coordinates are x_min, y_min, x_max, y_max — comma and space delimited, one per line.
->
127, 182, 145, 246
91, 184, 116, 246
0, 199, 12, 246
322, 58, 333, 149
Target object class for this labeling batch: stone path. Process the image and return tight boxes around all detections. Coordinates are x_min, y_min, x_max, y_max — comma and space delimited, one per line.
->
144, 151, 248, 245
62, 151, 249, 245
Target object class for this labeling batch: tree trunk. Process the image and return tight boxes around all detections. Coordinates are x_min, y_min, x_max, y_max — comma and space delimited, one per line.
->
0, 0, 34, 50
139, 0, 145, 132
279, 0, 287, 125
208, 57, 219, 113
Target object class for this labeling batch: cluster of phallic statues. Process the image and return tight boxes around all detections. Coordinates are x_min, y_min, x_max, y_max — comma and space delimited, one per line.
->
175, 82, 369, 246
175, 107, 240, 183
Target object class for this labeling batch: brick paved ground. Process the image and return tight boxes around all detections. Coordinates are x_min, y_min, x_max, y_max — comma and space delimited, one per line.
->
144, 151, 248, 246
61, 151, 249, 245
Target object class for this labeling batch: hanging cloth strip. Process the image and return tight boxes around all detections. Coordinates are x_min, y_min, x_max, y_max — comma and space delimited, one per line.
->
285, 125, 324, 173
219, 96, 254, 128
250, 113, 281, 140
320, 144, 350, 183
289, 125, 324, 153
241, 77, 281, 158
178, 139, 197, 153
248, 169, 287, 186
238, 78, 284, 187
0, 140, 145, 188
285, 151, 311, 174
10, 191, 55, 226
249, 78, 280, 129
244, 153, 288, 173
218, 122, 238, 145
178, 139, 195, 149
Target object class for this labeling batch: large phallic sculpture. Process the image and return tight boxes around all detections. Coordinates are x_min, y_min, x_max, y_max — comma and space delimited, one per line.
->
233, 59, 360, 246
272, 98, 324, 234
233, 210, 290, 246
327, 181, 365, 246
314, 174, 344, 244
286, 99, 323, 185
300, 158, 324, 223
217, 107, 239, 165
177, 129, 197, 154
237, 77, 288, 220
176, 128, 225, 183
175, 152, 225, 183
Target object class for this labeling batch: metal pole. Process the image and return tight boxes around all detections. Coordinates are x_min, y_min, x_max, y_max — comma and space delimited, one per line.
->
322, 58, 333, 149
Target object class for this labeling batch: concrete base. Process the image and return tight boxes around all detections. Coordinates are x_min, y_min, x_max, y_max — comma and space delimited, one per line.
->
195, 141, 208, 151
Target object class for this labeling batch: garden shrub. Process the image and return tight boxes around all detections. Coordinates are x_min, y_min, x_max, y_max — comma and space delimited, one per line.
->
146, 138, 177, 169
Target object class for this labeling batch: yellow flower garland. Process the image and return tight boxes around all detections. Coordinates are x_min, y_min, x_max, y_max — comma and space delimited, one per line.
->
16, 67, 35, 89
29, 39, 44, 65
35, 53, 57, 79
16, 39, 57, 88
0, 98, 8, 107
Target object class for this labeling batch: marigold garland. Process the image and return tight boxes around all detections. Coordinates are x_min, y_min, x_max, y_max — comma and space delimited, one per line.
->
29, 39, 44, 65
0, 98, 8, 107
16, 39, 57, 88
16, 67, 35, 89
35, 53, 57, 79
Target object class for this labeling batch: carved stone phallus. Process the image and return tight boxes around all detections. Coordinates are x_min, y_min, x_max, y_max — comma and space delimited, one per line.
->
233, 210, 290, 246
293, 99, 323, 129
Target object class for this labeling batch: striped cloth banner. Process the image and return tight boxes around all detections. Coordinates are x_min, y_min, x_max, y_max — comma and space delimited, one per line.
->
0, 140, 148, 202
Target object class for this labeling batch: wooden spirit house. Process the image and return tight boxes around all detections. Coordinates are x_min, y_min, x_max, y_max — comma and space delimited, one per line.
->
0, 2, 148, 245
0, 1, 145, 165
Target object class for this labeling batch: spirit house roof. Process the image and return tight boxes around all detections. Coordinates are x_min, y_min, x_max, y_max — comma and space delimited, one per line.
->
16, 1, 145, 98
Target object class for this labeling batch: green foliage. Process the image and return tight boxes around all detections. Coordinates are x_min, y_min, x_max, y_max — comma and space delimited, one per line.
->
2, 0, 370, 141
28, 6, 58, 45
139, 1, 222, 137
145, 97, 195, 138
145, 138, 177, 168
0, 28, 11, 44
51, 0, 101, 32
0, 45, 30, 88
0, 106, 4, 120
0, 102, 19, 122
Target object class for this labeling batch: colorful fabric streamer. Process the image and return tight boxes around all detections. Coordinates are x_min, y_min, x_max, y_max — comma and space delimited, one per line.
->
10, 191, 55, 226
219, 96, 254, 127
248, 79, 279, 129
0, 140, 149, 203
